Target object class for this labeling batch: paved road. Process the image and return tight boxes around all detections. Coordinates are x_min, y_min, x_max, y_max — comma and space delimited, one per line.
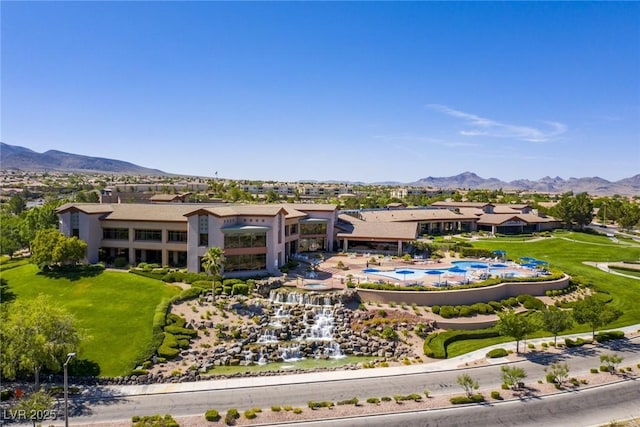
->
67, 336, 640, 425
276, 380, 640, 427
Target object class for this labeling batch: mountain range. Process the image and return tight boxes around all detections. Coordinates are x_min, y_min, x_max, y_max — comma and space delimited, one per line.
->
411, 172, 640, 196
1, 143, 638, 195
0, 143, 167, 176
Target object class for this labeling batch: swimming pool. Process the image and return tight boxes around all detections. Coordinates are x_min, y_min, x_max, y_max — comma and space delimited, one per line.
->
361, 261, 528, 281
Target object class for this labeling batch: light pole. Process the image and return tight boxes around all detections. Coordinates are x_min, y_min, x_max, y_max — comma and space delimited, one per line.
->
64, 352, 76, 427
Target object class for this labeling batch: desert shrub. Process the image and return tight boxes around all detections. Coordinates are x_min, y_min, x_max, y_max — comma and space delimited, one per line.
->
381, 396, 392, 402
450, 394, 485, 404
431, 305, 441, 315
293, 408, 303, 414
336, 397, 359, 406
204, 409, 220, 422
486, 348, 508, 358
131, 414, 179, 427
366, 397, 380, 404
491, 391, 502, 400
270, 406, 281, 412
224, 408, 239, 426
590, 368, 599, 374
307, 401, 334, 409
243, 409, 257, 419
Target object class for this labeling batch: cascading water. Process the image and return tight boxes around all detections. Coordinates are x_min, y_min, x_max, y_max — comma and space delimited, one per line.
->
278, 344, 303, 362
257, 290, 345, 363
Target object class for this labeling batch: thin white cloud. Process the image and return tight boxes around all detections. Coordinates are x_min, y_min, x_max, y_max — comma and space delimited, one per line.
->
373, 134, 478, 148
426, 104, 567, 142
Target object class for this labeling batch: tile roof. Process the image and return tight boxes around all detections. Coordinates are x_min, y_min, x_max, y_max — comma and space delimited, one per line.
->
359, 208, 478, 223
337, 221, 418, 240
477, 213, 558, 225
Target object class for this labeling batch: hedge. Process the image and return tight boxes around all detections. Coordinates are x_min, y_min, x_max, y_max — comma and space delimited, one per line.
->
424, 329, 501, 359
486, 348, 508, 358
596, 330, 626, 342
450, 394, 485, 404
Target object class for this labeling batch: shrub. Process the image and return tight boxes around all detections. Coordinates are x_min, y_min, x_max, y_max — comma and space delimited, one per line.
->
224, 408, 239, 426
1, 389, 14, 401
366, 397, 380, 404
205, 409, 220, 422
491, 391, 502, 400
232, 283, 250, 296
596, 331, 625, 342
381, 396, 392, 402
293, 407, 303, 414
270, 406, 281, 412
336, 397, 359, 406
486, 348, 508, 358
431, 305, 441, 315
283, 405, 293, 411
307, 401, 334, 410
113, 257, 128, 268
131, 415, 179, 427
243, 409, 257, 419
590, 368, 599, 374
450, 394, 485, 404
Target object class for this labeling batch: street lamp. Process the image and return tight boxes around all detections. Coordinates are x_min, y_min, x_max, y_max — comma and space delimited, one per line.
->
64, 352, 76, 427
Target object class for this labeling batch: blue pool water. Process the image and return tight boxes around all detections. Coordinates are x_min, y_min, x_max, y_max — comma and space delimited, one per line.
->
361, 261, 527, 281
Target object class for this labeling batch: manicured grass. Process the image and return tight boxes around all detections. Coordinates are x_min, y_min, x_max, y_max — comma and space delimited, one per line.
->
427, 231, 640, 358
473, 231, 640, 326
1, 262, 180, 377
610, 267, 640, 278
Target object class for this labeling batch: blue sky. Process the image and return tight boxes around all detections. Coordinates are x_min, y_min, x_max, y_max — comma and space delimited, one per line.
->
2, 2, 639, 183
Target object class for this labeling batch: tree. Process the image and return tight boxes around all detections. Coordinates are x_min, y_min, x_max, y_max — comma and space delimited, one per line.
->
30, 229, 87, 269
572, 192, 594, 229
551, 192, 594, 230
572, 296, 622, 340
617, 203, 640, 231
456, 373, 479, 398
1, 294, 81, 390
496, 310, 539, 353
11, 391, 55, 427
545, 362, 570, 387
541, 307, 574, 346
599, 353, 623, 374
201, 246, 225, 302
501, 365, 527, 390
6, 193, 26, 215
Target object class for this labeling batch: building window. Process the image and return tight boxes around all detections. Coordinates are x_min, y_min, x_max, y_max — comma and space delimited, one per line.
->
300, 223, 327, 235
290, 224, 298, 234
199, 215, 209, 247
103, 228, 129, 240
225, 254, 267, 272
134, 229, 162, 241
167, 230, 187, 242
224, 232, 267, 249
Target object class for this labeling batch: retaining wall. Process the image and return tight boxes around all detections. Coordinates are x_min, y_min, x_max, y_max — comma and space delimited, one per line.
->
356, 275, 570, 307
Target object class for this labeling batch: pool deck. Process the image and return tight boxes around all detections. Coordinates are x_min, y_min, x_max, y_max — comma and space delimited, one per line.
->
286, 253, 541, 290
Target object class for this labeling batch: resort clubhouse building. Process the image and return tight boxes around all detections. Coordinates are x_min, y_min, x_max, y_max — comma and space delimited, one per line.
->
57, 202, 560, 276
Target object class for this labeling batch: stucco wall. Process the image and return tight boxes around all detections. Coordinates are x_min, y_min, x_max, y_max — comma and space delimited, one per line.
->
356, 275, 570, 306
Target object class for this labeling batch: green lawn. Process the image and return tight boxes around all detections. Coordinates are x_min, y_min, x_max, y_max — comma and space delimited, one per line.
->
1, 263, 180, 377
472, 231, 640, 326
426, 231, 640, 358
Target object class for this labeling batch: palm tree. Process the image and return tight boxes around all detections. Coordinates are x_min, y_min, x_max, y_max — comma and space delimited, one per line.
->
201, 246, 225, 302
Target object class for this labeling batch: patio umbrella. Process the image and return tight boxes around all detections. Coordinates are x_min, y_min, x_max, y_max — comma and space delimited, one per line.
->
448, 266, 467, 274
492, 263, 508, 268
493, 250, 506, 261
470, 263, 488, 269
395, 269, 415, 281
522, 263, 538, 269
520, 257, 536, 262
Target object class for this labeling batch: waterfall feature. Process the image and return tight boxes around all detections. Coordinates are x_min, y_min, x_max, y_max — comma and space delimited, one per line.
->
251, 290, 345, 363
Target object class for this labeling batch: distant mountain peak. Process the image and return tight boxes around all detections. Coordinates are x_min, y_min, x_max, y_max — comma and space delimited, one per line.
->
1, 142, 168, 175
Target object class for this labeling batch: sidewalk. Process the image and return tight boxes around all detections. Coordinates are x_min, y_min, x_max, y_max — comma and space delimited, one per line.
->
102, 324, 640, 397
